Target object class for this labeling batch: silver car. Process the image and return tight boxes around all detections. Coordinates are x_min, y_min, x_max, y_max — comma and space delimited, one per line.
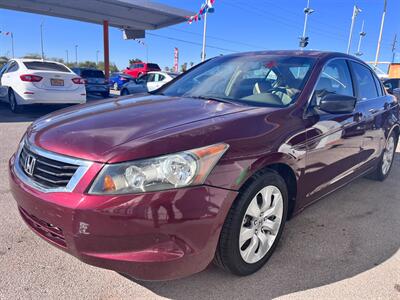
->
120, 71, 178, 96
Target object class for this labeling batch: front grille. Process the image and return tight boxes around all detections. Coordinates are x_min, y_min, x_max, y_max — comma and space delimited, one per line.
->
19, 207, 66, 248
19, 145, 79, 189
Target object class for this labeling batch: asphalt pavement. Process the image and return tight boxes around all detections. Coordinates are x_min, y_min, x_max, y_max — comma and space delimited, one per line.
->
0, 99, 399, 300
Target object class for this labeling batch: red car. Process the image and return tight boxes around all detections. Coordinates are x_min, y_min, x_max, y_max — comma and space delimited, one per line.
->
9, 51, 399, 281
123, 62, 161, 78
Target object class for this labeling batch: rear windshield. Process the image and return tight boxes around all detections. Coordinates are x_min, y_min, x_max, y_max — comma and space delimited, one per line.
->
80, 70, 105, 78
147, 63, 160, 70
24, 61, 70, 73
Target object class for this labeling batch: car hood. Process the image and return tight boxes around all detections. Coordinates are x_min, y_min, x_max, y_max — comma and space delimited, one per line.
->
27, 95, 254, 162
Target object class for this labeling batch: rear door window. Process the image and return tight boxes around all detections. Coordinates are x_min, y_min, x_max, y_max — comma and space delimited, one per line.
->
349, 62, 379, 100
5, 61, 18, 73
23, 61, 70, 73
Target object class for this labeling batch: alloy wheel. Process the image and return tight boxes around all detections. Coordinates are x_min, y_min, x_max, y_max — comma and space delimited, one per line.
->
382, 136, 395, 175
239, 185, 283, 264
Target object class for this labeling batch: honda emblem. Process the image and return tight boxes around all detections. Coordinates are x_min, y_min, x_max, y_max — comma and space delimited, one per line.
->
24, 154, 36, 176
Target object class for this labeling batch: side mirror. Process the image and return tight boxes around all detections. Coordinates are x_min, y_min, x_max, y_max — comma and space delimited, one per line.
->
318, 94, 357, 114
392, 88, 400, 101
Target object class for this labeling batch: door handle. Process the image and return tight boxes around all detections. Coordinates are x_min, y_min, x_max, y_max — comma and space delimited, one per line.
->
354, 112, 363, 122
368, 108, 379, 114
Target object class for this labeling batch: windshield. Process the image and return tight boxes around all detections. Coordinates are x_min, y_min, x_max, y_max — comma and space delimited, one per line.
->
159, 55, 316, 107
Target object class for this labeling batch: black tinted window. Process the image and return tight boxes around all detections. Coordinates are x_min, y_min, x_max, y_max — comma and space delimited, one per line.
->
373, 75, 383, 96
350, 62, 378, 100
24, 61, 70, 72
80, 70, 105, 78
147, 63, 160, 70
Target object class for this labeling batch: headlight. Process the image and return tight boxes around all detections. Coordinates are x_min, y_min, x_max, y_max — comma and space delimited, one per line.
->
89, 143, 229, 195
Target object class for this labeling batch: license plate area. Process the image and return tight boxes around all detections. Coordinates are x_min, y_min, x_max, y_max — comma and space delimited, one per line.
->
51, 79, 64, 86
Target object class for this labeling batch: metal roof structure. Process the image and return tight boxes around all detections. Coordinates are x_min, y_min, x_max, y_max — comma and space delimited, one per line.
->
0, 0, 192, 32
0, 0, 193, 77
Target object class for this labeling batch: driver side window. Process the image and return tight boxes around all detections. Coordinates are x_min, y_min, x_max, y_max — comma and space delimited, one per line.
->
313, 59, 353, 106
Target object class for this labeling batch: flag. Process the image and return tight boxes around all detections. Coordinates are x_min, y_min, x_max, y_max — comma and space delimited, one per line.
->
186, 0, 216, 24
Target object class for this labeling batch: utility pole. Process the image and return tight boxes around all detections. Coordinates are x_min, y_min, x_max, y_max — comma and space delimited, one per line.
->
355, 20, 366, 56
10, 33, 14, 58
40, 22, 45, 60
374, 0, 387, 68
75, 45, 78, 66
96, 50, 100, 65
347, 5, 362, 54
391, 33, 397, 63
201, 11, 208, 62
66, 50, 69, 64
299, 0, 314, 49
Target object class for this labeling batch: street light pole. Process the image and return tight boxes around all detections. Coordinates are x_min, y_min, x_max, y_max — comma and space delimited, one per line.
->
299, 0, 314, 49
347, 5, 362, 54
40, 22, 45, 60
391, 33, 397, 63
201, 11, 207, 62
75, 45, 78, 66
66, 50, 69, 64
374, 0, 387, 68
355, 20, 366, 56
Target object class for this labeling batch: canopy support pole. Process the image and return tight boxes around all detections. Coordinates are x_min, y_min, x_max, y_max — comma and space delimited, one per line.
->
103, 20, 110, 78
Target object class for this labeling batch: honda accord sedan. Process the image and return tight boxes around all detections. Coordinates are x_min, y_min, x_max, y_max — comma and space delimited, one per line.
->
9, 51, 399, 281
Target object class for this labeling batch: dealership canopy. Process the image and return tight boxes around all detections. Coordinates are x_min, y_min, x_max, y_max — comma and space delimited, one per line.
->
0, 0, 193, 76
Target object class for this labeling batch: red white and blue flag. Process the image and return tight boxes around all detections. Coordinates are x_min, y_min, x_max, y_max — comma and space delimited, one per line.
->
186, 0, 216, 24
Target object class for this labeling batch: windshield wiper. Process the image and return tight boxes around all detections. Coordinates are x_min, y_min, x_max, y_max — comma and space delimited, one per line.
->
190, 95, 238, 105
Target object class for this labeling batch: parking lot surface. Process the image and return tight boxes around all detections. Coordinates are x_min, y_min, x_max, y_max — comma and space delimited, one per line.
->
0, 101, 399, 300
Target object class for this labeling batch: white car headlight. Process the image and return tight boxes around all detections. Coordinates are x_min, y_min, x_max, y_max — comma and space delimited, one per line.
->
89, 143, 229, 195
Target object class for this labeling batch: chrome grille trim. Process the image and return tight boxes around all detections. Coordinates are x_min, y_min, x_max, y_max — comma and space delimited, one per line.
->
14, 139, 93, 193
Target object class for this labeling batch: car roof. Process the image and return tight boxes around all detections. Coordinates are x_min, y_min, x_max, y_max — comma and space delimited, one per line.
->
220, 50, 363, 60
12, 58, 66, 64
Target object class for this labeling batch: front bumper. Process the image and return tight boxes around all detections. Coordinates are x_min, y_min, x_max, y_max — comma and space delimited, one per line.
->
9, 155, 237, 281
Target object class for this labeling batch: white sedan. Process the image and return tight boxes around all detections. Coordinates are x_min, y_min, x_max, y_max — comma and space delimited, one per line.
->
0, 59, 86, 113
120, 71, 178, 96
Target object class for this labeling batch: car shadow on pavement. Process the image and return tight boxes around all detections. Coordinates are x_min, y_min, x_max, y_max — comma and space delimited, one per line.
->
131, 152, 400, 299
0, 102, 69, 123
0, 94, 115, 123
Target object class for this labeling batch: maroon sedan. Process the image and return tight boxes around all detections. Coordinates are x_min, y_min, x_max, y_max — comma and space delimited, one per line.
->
9, 51, 399, 280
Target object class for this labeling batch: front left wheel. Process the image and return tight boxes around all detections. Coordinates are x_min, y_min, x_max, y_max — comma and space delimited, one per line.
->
214, 170, 288, 276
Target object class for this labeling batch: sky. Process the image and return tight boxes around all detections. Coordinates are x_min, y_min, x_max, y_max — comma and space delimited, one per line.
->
0, 0, 400, 71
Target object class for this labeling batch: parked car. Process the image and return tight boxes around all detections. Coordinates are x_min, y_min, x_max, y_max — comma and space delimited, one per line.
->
9, 51, 399, 281
109, 72, 135, 91
0, 59, 86, 113
122, 62, 161, 78
71, 68, 110, 98
382, 78, 400, 94
120, 71, 178, 96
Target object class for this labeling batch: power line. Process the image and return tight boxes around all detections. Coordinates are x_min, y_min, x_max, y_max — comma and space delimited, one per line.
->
168, 27, 265, 50
147, 32, 239, 53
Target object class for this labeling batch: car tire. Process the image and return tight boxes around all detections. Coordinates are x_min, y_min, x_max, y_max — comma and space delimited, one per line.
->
369, 130, 398, 181
113, 82, 119, 91
120, 89, 129, 96
102, 91, 110, 98
214, 169, 288, 276
8, 89, 22, 113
